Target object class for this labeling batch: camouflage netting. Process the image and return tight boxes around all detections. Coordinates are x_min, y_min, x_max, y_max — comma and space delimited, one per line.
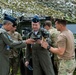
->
0, 0, 76, 23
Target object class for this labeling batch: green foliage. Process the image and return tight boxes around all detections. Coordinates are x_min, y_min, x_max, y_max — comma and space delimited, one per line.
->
0, 0, 76, 22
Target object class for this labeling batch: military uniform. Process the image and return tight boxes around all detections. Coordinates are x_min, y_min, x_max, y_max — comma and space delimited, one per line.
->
8, 31, 22, 75
57, 29, 75, 75
48, 27, 60, 47
0, 27, 26, 75
25, 28, 55, 75
48, 27, 60, 75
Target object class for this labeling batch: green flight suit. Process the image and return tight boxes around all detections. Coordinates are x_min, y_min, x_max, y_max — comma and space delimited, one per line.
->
25, 28, 55, 75
0, 27, 26, 75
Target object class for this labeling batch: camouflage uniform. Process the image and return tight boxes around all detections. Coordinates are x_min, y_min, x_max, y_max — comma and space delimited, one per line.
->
48, 27, 60, 75
48, 27, 60, 47
8, 31, 22, 75
58, 59, 75, 75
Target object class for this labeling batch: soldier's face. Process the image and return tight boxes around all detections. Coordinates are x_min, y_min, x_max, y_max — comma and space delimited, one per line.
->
32, 22, 40, 31
55, 21, 61, 31
44, 25, 50, 30
7, 22, 14, 31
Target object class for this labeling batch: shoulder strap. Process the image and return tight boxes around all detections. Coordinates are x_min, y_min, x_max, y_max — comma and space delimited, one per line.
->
27, 31, 33, 39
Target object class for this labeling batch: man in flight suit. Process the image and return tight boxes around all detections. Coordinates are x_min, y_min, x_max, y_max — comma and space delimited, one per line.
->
25, 15, 55, 75
0, 14, 35, 75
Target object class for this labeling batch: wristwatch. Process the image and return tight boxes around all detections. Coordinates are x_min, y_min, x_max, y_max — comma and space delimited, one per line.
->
47, 45, 51, 50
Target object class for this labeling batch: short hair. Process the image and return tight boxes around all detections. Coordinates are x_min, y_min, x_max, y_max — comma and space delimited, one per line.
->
3, 20, 13, 25
55, 19, 67, 26
43, 20, 52, 27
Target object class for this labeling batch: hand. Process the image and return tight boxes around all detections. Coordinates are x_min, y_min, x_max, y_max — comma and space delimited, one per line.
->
25, 61, 29, 67
25, 38, 35, 44
41, 41, 49, 49
36, 40, 42, 44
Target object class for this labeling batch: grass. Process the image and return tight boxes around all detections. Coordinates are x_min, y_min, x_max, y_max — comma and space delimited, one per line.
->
17, 68, 20, 75
74, 70, 76, 75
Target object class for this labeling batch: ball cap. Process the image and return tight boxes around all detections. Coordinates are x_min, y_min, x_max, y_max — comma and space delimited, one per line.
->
32, 15, 40, 23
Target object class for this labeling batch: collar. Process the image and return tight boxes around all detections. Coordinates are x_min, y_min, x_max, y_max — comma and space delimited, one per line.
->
2, 26, 7, 32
